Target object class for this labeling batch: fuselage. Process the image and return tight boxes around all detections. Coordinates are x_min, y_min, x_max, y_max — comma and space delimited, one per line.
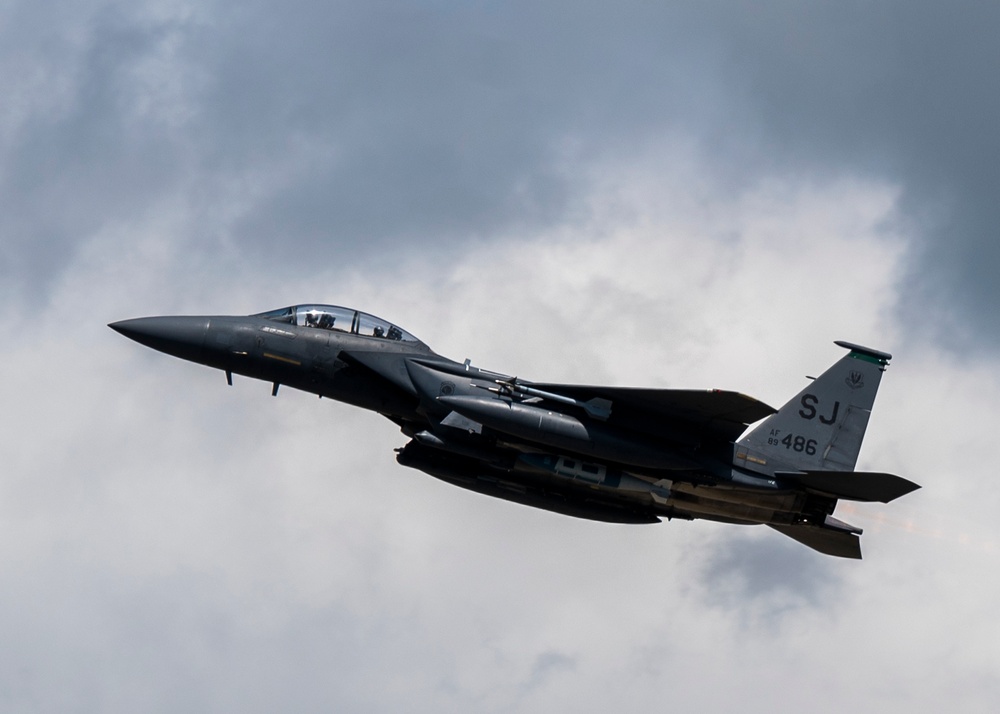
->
109, 305, 804, 528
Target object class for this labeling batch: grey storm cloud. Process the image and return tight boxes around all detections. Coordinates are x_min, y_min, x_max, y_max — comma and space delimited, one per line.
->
3, 1, 999, 347
696, 528, 843, 619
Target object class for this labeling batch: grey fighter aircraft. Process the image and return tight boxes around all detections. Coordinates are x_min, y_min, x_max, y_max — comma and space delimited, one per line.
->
110, 304, 919, 559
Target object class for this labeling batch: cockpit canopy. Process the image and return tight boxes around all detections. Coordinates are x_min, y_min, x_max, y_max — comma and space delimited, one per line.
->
253, 305, 421, 344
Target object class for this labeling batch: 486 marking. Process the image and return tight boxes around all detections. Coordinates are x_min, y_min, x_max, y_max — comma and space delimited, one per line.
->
766, 434, 818, 455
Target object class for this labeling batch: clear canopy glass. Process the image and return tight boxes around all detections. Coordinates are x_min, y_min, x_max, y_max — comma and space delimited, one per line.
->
253, 305, 420, 343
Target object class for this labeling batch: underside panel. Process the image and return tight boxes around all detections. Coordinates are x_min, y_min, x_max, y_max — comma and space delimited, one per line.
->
427, 469, 662, 524
396, 441, 661, 524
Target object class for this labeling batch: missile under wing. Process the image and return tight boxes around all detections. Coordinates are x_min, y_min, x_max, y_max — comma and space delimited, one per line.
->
110, 306, 918, 558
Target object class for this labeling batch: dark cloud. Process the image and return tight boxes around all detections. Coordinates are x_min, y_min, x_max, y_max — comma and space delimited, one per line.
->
520, 650, 576, 694
695, 528, 844, 624
1, 6, 200, 293
700, 2, 1000, 348
0, 2, 743, 294
5, 1, 998, 347
190, 2, 678, 258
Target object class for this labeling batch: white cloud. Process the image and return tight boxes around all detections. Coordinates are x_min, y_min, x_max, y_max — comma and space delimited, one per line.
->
10, 155, 998, 713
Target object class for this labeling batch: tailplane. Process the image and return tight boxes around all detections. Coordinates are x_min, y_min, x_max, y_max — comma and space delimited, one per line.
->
736, 341, 892, 474
770, 518, 863, 559
777, 469, 919, 503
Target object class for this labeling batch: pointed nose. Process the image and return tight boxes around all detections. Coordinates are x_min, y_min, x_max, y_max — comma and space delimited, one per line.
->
109, 316, 211, 363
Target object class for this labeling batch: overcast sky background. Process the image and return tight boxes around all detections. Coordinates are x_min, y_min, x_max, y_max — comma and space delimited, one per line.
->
3, 1, 999, 711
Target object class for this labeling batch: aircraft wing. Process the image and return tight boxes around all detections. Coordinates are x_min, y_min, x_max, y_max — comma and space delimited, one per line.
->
527, 383, 776, 442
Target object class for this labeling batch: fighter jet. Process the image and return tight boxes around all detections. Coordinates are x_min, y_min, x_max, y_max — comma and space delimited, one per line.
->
110, 304, 919, 558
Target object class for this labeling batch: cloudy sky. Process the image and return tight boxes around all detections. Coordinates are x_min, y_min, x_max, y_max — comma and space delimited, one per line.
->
3, 1, 999, 711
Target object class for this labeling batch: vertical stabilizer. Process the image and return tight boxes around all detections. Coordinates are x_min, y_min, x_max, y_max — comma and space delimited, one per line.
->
736, 342, 890, 475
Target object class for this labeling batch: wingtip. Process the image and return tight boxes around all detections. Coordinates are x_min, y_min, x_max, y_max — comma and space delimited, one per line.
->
834, 340, 892, 362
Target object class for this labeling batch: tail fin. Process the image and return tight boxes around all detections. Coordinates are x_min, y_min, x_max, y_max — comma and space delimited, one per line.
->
736, 341, 891, 475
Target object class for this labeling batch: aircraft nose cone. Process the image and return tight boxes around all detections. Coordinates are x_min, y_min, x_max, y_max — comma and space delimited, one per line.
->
109, 316, 210, 363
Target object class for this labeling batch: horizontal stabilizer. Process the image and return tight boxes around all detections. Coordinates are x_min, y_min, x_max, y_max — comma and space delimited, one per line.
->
777, 470, 920, 503
770, 521, 862, 559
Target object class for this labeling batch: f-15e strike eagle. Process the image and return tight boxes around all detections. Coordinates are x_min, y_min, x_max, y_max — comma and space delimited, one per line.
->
110, 304, 918, 559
